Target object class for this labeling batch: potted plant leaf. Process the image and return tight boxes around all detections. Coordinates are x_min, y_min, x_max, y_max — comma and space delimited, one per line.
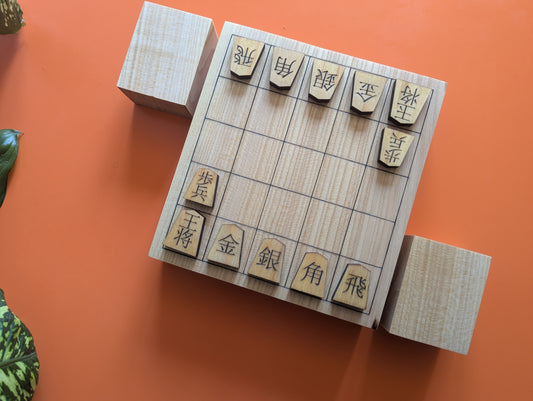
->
0, 0, 24, 34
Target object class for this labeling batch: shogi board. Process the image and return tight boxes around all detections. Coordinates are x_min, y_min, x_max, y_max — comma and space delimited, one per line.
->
149, 22, 446, 328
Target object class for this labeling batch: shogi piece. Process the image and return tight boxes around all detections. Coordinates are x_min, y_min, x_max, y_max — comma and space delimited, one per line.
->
163, 208, 205, 258
351, 71, 387, 113
248, 238, 285, 284
309, 59, 345, 102
230, 37, 265, 78
117, 2, 218, 118
381, 236, 491, 355
332, 264, 371, 311
207, 224, 244, 270
290, 253, 328, 299
379, 127, 414, 168
270, 47, 305, 89
184, 168, 218, 207
389, 80, 431, 125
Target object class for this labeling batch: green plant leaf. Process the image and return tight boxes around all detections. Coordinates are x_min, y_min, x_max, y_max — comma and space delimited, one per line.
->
0, 0, 24, 34
0, 129, 22, 208
0, 289, 39, 401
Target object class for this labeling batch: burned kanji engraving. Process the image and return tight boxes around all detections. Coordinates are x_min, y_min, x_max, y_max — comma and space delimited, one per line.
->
309, 59, 345, 102
351, 71, 387, 113
379, 127, 414, 168
208, 224, 244, 270
248, 238, 286, 284
163, 208, 204, 258
390, 79, 431, 125
270, 47, 304, 89
230, 37, 264, 78
185, 168, 218, 207
333, 264, 371, 311
291, 253, 328, 298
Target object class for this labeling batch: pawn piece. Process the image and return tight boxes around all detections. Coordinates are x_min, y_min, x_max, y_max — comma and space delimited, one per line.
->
351, 71, 387, 113
248, 238, 285, 284
270, 47, 304, 89
184, 168, 218, 207
309, 59, 345, 102
290, 253, 328, 299
207, 224, 244, 270
230, 36, 265, 79
390, 79, 431, 125
163, 208, 205, 258
379, 127, 414, 168
332, 264, 371, 311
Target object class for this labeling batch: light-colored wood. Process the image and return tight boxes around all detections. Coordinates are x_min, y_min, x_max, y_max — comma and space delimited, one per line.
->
379, 127, 414, 168
351, 70, 387, 113
163, 208, 204, 257
390, 79, 431, 125
248, 238, 285, 284
309, 59, 345, 102
270, 47, 305, 89
207, 224, 244, 270
290, 253, 328, 299
184, 168, 218, 207
230, 36, 265, 78
381, 236, 491, 354
117, 2, 217, 118
332, 264, 371, 311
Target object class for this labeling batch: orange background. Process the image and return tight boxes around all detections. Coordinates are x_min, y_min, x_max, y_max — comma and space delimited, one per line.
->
1, 0, 532, 400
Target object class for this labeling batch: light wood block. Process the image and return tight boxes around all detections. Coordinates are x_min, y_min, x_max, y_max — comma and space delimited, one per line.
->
163, 208, 204, 257
270, 47, 305, 89
379, 127, 414, 168
184, 168, 218, 207
381, 236, 491, 354
351, 70, 387, 113
290, 253, 328, 299
230, 37, 265, 78
117, 2, 218, 118
332, 264, 371, 311
390, 79, 431, 125
309, 59, 345, 102
248, 238, 285, 284
207, 224, 244, 270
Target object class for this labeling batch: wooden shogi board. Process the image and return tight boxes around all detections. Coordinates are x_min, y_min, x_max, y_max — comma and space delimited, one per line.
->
149, 22, 446, 328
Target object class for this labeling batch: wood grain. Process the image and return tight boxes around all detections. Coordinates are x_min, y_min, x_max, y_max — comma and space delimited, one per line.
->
184, 168, 218, 207
351, 70, 387, 113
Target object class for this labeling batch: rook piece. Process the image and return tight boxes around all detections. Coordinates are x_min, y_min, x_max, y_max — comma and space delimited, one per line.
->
290, 253, 328, 299
351, 71, 387, 113
390, 79, 431, 125
379, 127, 414, 168
332, 264, 371, 311
248, 238, 285, 284
230, 37, 265, 78
184, 168, 218, 207
163, 208, 205, 257
207, 224, 244, 270
270, 47, 305, 89
309, 59, 345, 102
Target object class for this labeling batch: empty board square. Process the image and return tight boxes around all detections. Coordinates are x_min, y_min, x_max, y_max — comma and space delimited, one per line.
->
354, 167, 408, 221
258, 187, 310, 240
341, 212, 394, 267
233, 132, 283, 183
272, 144, 323, 196
314, 155, 365, 208
218, 175, 269, 227
284, 100, 338, 152
207, 78, 257, 128
220, 37, 269, 86
245, 89, 297, 140
193, 120, 242, 171
300, 199, 351, 254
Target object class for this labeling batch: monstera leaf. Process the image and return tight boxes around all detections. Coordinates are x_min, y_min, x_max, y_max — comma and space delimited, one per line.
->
0, 289, 39, 401
0, 129, 22, 207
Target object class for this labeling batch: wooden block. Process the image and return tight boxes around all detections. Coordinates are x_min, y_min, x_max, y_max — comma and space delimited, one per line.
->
230, 37, 265, 78
270, 47, 305, 89
184, 168, 218, 207
207, 224, 244, 270
381, 236, 491, 355
163, 208, 204, 257
117, 2, 218, 118
332, 264, 371, 311
290, 253, 328, 299
309, 59, 345, 102
390, 79, 431, 125
351, 70, 387, 113
379, 128, 414, 168
248, 238, 285, 284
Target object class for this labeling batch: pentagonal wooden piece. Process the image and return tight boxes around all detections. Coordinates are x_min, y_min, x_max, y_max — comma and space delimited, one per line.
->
184, 168, 218, 207
207, 224, 244, 270
290, 253, 328, 298
248, 238, 285, 284
163, 208, 205, 257
309, 59, 345, 102
332, 264, 371, 311
351, 71, 387, 113
390, 80, 431, 125
379, 127, 414, 168
270, 47, 304, 89
230, 36, 265, 78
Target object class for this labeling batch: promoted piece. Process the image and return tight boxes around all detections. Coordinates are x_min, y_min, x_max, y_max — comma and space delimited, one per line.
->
270, 47, 305, 89
248, 238, 285, 284
230, 36, 265, 78
290, 253, 328, 299
351, 70, 387, 113
390, 79, 431, 125
379, 127, 414, 168
163, 208, 205, 257
309, 59, 345, 102
332, 264, 371, 311
184, 168, 218, 207
207, 224, 244, 270
381, 236, 491, 354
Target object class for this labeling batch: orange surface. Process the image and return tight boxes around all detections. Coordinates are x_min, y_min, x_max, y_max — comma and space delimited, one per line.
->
1, 0, 532, 400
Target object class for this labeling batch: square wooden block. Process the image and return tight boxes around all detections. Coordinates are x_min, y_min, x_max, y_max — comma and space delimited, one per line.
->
117, 2, 217, 118
381, 236, 491, 354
